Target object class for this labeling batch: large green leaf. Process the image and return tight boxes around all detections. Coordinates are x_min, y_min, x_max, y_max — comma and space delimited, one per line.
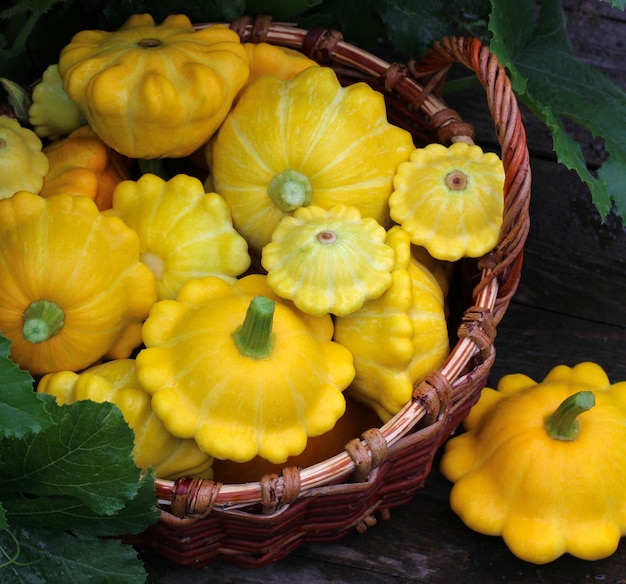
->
489, 0, 626, 219
0, 399, 142, 516
376, 0, 450, 57
2, 471, 159, 537
0, 335, 54, 439
297, 0, 490, 58
245, 0, 324, 19
0, 527, 148, 584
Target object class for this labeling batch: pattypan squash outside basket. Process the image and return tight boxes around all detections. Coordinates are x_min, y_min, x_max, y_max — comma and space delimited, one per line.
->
440, 362, 626, 564
38, 359, 214, 480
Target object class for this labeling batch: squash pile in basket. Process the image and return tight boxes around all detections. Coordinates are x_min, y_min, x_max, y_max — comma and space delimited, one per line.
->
0, 14, 505, 481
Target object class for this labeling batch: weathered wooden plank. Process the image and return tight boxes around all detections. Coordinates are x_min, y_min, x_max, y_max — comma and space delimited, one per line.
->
513, 158, 626, 326
564, 0, 626, 84
488, 301, 626, 385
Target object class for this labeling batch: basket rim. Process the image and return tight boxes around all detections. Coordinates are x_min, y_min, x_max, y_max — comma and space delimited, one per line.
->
154, 19, 531, 520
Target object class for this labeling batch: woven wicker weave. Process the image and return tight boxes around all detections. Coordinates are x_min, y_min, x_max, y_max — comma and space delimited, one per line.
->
129, 15, 532, 569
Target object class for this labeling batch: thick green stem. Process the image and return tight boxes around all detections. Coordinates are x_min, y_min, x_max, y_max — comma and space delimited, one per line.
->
23, 300, 65, 344
441, 75, 481, 95
13, 11, 41, 57
138, 158, 170, 180
268, 169, 312, 212
232, 296, 275, 359
544, 390, 595, 441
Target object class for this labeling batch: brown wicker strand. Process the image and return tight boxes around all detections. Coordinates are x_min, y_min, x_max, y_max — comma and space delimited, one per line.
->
360, 428, 389, 469
280, 465, 303, 504
344, 438, 375, 483
169, 478, 223, 520
429, 108, 475, 144
412, 369, 452, 426
457, 306, 497, 362
260, 473, 280, 514
355, 511, 379, 534
229, 14, 272, 42
302, 26, 345, 64
408, 66, 450, 111
382, 62, 408, 93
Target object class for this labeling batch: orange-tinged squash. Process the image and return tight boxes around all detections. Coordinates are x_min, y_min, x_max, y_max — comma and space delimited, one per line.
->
0, 191, 157, 376
40, 125, 131, 210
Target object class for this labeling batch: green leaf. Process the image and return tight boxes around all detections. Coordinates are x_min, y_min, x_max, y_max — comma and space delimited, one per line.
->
2, 471, 159, 538
488, 0, 626, 219
377, 0, 451, 57
0, 399, 142, 516
0, 335, 54, 440
245, 0, 324, 19
102, 0, 247, 26
0, 527, 148, 584
297, 0, 387, 51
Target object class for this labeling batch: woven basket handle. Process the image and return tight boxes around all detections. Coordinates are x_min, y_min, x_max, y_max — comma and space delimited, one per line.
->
414, 38, 531, 316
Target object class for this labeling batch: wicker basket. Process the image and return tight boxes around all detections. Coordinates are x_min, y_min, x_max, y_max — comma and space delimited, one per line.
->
128, 15, 531, 569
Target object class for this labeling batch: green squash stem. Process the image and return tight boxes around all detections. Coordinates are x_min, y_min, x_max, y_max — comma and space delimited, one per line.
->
232, 295, 275, 359
137, 157, 170, 180
22, 299, 65, 344
268, 169, 312, 212
544, 390, 595, 441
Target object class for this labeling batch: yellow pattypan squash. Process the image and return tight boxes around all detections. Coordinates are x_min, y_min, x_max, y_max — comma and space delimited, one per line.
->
389, 142, 505, 261
28, 63, 85, 140
58, 14, 250, 159
210, 65, 415, 252
108, 173, 251, 300
261, 204, 395, 316
0, 116, 49, 200
440, 362, 626, 564
37, 359, 214, 480
40, 125, 132, 211
333, 226, 449, 422
411, 243, 455, 300
212, 395, 382, 484
0, 191, 157, 376
135, 274, 354, 464
242, 42, 318, 89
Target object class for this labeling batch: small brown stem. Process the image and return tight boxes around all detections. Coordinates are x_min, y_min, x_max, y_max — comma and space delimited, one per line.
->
445, 170, 467, 190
